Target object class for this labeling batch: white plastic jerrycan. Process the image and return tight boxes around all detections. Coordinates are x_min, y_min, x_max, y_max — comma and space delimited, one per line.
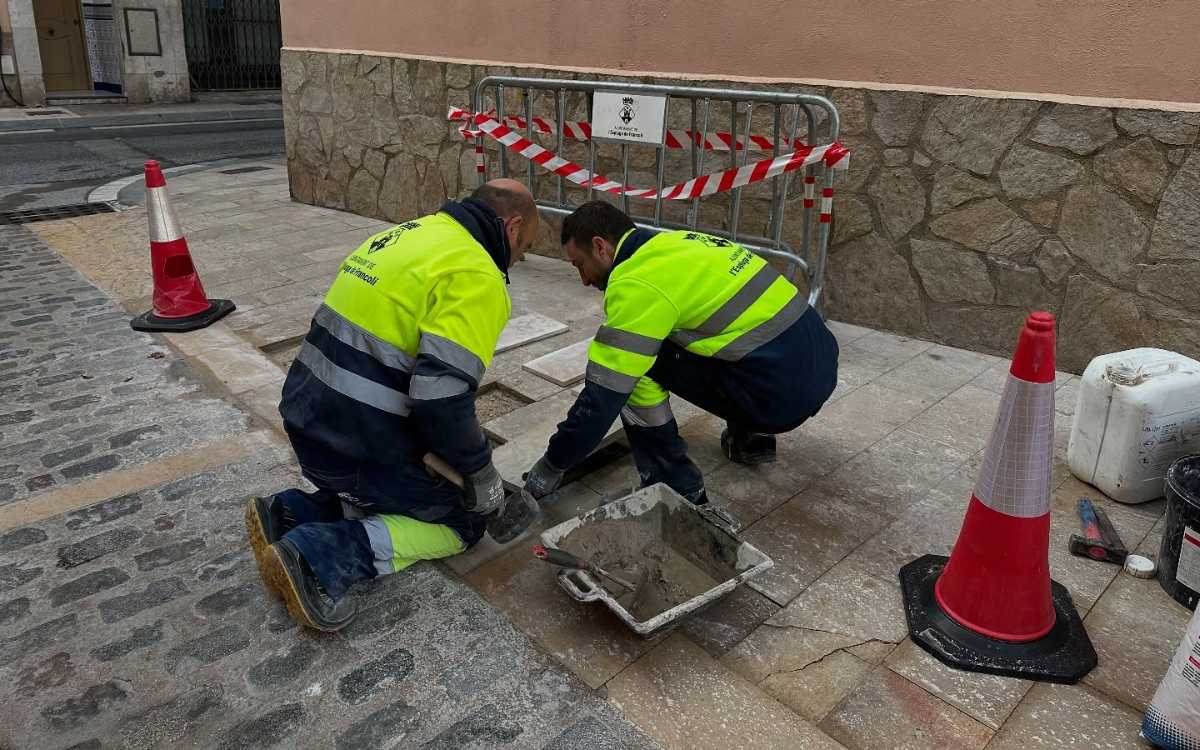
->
1068, 348, 1200, 504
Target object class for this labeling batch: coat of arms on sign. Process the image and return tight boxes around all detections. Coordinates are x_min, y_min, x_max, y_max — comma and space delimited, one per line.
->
619, 97, 636, 124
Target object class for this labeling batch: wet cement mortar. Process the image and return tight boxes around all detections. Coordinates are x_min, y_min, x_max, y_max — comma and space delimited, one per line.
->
559, 509, 725, 622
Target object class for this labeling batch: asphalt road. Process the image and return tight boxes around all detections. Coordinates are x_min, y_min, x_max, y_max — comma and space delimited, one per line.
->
0, 119, 284, 211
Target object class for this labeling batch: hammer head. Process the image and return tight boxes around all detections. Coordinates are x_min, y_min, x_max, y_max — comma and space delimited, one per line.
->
486, 488, 541, 544
1068, 533, 1128, 565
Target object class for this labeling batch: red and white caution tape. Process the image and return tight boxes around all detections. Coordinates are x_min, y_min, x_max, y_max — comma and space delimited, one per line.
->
448, 107, 795, 151
453, 110, 849, 202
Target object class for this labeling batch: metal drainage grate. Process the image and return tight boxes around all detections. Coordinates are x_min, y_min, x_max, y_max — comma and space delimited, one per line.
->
0, 203, 117, 225
218, 166, 271, 175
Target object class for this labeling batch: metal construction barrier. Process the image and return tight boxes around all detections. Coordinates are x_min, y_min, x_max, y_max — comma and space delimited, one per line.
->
455, 76, 847, 307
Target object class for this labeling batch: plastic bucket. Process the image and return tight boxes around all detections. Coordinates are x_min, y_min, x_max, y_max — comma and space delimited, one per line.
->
1158, 455, 1200, 610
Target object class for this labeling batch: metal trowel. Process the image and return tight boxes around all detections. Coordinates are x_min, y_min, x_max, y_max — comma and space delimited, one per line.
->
422, 453, 541, 544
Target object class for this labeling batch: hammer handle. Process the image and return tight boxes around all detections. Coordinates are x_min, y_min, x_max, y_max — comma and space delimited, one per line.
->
422, 453, 464, 489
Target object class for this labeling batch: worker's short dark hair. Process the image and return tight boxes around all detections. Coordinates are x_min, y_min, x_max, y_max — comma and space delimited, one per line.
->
471, 183, 537, 224
561, 201, 635, 252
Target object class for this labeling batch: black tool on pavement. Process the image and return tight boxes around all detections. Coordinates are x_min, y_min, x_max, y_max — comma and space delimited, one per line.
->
531, 544, 639, 591
422, 453, 541, 544
1069, 498, 1128, 565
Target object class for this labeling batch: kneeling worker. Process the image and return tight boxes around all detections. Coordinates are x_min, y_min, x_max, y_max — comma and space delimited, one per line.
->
246, 179, 538, 631
523, 201, 839, 505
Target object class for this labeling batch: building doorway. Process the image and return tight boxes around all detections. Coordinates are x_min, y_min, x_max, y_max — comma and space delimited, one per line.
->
33, 0, 91, 92
182, 0, 281, 91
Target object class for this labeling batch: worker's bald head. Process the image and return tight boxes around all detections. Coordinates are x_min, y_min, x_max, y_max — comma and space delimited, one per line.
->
471, 179, 537, 225
470, 178, 539, 266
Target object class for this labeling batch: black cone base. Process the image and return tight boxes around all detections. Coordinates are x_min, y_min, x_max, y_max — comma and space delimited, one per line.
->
899, 554, 1097, 684
131, 299, 235, 333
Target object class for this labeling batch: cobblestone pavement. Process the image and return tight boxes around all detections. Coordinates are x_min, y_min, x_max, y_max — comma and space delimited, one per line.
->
0, 226, 658, 749
0, 227, 249, 506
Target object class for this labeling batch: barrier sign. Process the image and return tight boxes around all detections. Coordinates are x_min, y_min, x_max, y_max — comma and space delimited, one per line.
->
592, 91, 667, 146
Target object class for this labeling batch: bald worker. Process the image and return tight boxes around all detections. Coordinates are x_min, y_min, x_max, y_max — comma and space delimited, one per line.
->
246, 179, 539, 631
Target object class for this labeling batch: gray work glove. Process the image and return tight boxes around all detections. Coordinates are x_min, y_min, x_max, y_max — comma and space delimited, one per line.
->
462, 462, 505, 516
523, 455, 564, 500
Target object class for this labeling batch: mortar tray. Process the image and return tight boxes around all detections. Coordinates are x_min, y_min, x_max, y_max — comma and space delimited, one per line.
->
539, 483, 774, 637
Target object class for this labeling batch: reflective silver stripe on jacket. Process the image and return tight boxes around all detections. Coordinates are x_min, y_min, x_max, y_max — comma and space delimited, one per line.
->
712, 295, 806, 362
621, 399, 674, 427
585, 360, 640, 393
359, 517, 395, 575
314, 304, 415, 373
670, 264, 780, 349
419, 333, 485, 383
595, 325, 662, 357
295, 342, 412, 416
409, 373, 470, 401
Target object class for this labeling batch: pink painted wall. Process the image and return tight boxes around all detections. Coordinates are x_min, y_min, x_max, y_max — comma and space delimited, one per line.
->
281, 0, 1200, 105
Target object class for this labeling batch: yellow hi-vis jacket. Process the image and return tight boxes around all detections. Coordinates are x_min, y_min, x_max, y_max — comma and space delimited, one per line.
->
280, 200, 511, 477
545, 227, 805, 470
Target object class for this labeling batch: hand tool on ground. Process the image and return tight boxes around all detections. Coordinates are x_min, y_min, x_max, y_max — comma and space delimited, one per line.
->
422, 453, 541, 544
1069, 497, 1129, 565
531, 544, 639, 591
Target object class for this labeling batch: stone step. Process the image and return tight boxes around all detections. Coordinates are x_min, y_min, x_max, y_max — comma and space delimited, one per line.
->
495, 313, 568, 354
522, 337, 593, 387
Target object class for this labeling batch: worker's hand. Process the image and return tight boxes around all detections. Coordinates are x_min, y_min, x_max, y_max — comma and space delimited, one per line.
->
463, 462, 505, 516
523, 455, 564, 500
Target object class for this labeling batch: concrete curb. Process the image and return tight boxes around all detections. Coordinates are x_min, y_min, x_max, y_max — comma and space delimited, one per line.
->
87, 157, 269, 207
0, 106, 282, 133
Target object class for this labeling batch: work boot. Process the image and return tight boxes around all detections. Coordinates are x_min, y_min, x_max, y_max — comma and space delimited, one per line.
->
245, 495, 286, 595
721, 427, 777, 465
262, 538, 357, 632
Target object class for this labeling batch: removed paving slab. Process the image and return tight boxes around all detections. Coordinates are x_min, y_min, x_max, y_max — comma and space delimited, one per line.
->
496, 313, 569, 354
523, 337, 593, 387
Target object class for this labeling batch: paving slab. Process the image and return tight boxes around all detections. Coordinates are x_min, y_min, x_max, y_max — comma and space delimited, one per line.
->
676, 585, 781, 659
902, 384, 1002, 455
523, 337, 594, 387
721, 622, 890, 723
986, 682, 1146, 750
1082, 571, 1189, 713
798, 382, 938, 463
496, 313, 569, 354
464, 531, 666, 690
818, 668, 994, 750
814, 427, 975, 523
825, 320, 874, 347
766, 546, 910, 645
884, 638, 1031, 731
607, 633, 847, 750
741, 487, 886, 606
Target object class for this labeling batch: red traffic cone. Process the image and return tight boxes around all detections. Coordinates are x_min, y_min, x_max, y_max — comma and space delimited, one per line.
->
130, 160, 234, 332
899, 312, 1097, 684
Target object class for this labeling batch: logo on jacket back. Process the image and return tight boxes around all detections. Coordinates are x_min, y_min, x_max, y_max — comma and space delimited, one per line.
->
683, 231, 732, 248
367, 221, 422, 254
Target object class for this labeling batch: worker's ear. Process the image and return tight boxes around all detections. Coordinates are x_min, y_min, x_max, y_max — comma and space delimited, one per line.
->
504, 214, 522, 249
592, 235, 613, 264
